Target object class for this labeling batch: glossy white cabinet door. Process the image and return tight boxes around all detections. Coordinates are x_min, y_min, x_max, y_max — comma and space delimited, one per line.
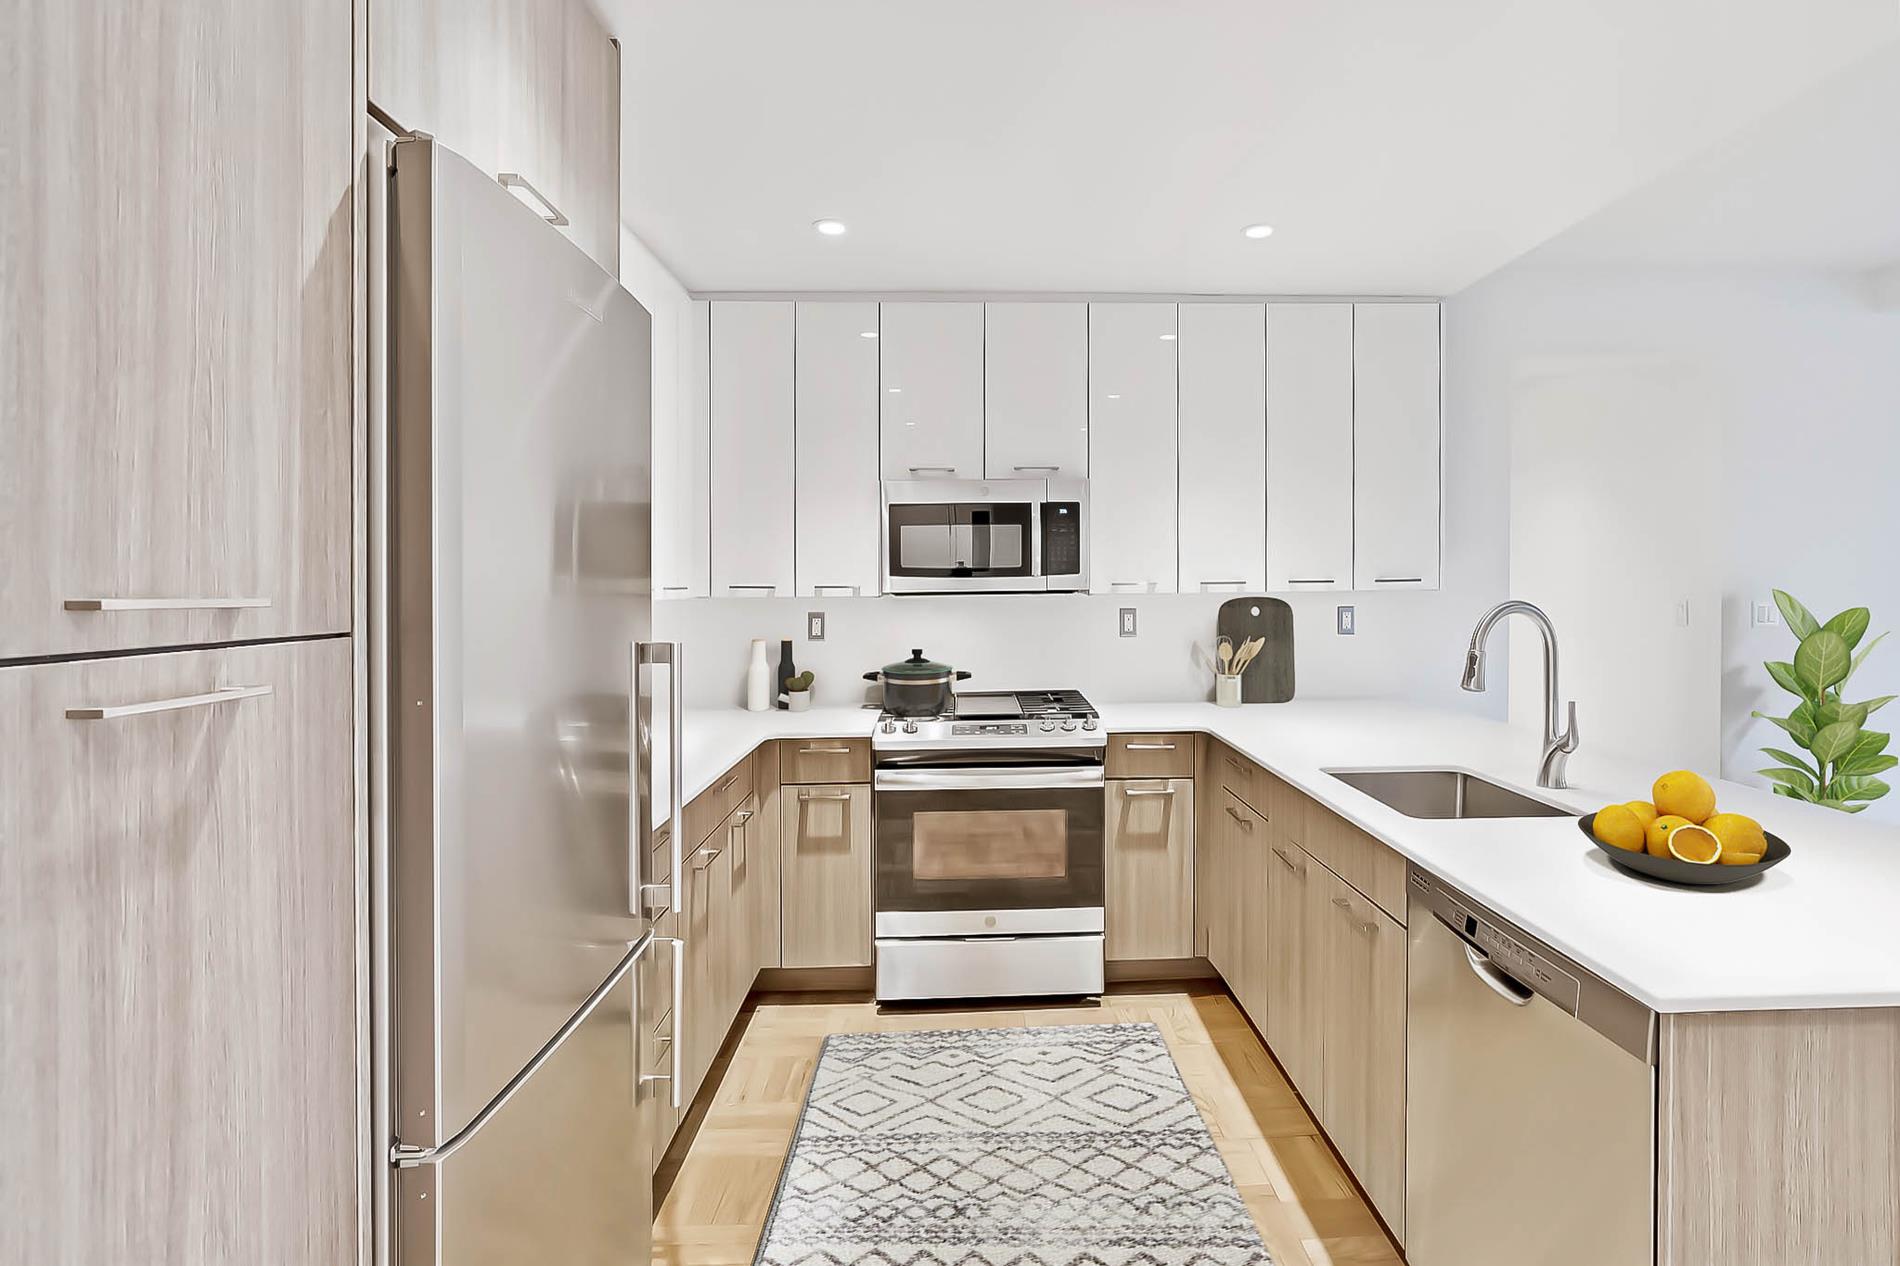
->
1088, 303, 1177, 594
1177, 303, 1266, 593
710, 301, 795, 597
878, 302, 984, 479
1352, 303, 1441, 590
794, 302, 881, 597
656, 300, 711, 599
1266, 303, 1354, 592
984, 302, 1088, 478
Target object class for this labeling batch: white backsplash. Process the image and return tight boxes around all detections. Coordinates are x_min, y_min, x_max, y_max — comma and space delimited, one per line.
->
655, 590, 1510, 716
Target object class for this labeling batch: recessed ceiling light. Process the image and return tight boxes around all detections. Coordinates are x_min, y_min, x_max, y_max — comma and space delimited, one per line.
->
888, 387, 902, 393
859, 330, 878, 339
813, 219, 848, 236
1159, 333, 1177, 341
1106, 394, 1122, 400
1243, 223, 1274, 239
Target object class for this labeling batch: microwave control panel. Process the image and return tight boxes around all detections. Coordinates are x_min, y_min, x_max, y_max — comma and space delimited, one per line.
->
1042, 502, 1082, 575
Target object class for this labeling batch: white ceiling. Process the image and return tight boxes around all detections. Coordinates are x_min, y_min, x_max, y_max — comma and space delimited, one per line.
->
604, 1, 1900, 296
1528, 43, 1900, 272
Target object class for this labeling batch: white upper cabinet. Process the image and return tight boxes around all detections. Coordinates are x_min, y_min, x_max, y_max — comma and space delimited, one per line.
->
984, 303, 1088, 478
709, 301, 794, 596
1352, 302, 1441, 590
1266, 303, 1355, 591
794, 302, 881, 597
1176, 303, 1267, 593
879, 302, 984, 479
1088, 303, 1177, 594
656, 301, 711, 598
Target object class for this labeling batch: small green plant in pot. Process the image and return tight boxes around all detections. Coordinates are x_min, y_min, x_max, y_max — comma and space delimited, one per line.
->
1751, 590, 1895, 812
784, 670, 815, 712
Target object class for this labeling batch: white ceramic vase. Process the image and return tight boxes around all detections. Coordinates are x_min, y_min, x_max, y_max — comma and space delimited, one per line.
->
745, 639, 771, 712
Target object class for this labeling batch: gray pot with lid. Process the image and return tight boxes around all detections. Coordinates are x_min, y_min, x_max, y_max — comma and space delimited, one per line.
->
863, 648, 972, 717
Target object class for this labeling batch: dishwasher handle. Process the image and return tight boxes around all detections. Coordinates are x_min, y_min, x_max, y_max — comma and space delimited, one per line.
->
1464, 942, 1534, 1006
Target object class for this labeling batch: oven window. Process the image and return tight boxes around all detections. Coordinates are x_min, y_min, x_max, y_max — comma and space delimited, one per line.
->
912, 809, 1068, 880
888, 502, 1034, 577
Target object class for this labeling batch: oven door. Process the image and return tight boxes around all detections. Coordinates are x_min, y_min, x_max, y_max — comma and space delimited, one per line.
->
882, 480, 1046, 593
872, 764, 1105, 937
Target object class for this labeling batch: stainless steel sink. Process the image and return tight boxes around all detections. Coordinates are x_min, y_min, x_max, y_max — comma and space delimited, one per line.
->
1325, 768, 1570, 819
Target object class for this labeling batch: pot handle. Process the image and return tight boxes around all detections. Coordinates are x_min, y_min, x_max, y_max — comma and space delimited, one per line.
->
863, 671, 880, 682
954, 671, 972, 681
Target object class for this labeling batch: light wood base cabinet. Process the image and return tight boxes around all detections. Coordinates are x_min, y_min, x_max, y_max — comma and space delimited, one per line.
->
4, 0, 353, 660
1105, 778, 1194, 960
780, 784, 872, 968
0, 639, 358, 1264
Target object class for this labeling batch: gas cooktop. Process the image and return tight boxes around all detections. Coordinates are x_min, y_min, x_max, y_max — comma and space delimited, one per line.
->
873, 689, 1103, 750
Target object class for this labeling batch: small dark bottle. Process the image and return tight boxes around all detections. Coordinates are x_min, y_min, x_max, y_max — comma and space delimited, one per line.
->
776, 639, 796, 710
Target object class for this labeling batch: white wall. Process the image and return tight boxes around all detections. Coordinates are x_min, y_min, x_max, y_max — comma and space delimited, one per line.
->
1447, 264, 1900, 815
618, 225, 700, 594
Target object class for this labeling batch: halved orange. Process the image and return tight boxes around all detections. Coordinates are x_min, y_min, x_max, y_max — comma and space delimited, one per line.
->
1665, 823, 1722, 865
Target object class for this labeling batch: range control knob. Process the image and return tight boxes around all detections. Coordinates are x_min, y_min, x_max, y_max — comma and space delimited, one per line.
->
880, 719, 897, 733
902, 719, 919, 734
1040, 719, 1057, 732
1081, 717, 1097, 731
1060, 720, 1077, 732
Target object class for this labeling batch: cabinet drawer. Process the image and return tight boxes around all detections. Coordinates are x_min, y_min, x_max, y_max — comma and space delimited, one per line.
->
778, 736, 871, 784
1301, 798, 1407, 925
684, 757, 754, 848
1105, 778, 1195, 961
1213, 742, 1268, 816
1107, 732, 1194, 779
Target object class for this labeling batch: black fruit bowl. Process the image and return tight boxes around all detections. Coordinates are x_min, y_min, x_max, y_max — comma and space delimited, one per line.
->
1576, 814, 1791, 887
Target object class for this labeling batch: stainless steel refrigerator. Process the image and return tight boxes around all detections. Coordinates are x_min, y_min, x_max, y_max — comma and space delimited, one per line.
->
373, 134, 684, 1265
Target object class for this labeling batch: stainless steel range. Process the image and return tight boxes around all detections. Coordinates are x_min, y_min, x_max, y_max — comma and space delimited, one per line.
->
872, 690, 1107, 1002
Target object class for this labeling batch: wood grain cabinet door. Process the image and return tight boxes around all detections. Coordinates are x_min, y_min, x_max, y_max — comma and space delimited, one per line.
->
0, 639, 357, 1264
779, 784, 872, 968
1105, 779, 1195, 961
3, 0, 353, 659
1264, 837, 1318, 1097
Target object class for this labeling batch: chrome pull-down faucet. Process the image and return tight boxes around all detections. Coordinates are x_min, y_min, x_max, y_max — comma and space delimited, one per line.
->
1462, 600, 1579, 789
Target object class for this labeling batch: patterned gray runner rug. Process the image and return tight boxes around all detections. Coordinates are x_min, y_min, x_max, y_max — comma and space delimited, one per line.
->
754, 1022, 1272, 1266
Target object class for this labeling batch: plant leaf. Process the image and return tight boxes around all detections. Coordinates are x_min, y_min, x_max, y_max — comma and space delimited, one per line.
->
1754, 708, 1819, 748
1814, 798, 1867, 813
1858, 694, 1898, 715
1758, 766, 1818, 795
1848, 631, 1889, 684
1761, 747, 1819, 778
1830, 774, 1891, 802
1810, 720, 1863, 765
1774, 590, 1820, 639
1833, 729, 1892, 772
1795, 630, 1853, 694
1818, 698, 1871, 730
1838, 753, 1900, 777
1823, 607, 1872, 649
1764, 660, 1808, 700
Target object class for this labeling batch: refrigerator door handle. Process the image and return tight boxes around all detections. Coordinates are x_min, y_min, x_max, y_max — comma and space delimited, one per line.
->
633, 642, 686, 920
392, 932, 655, 1168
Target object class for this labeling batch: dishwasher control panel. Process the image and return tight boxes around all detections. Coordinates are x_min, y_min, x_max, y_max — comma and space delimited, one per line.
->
1467, 914, 1581, 1014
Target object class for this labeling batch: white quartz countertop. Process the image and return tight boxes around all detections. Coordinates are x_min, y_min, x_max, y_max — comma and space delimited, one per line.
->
671, 699, 1900, 1013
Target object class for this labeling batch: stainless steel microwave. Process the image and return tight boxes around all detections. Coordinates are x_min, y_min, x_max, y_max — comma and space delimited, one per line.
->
881, 478, 1089, 594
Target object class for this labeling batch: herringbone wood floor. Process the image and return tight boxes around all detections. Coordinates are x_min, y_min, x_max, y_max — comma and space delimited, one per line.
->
653, 984, 1403, 1266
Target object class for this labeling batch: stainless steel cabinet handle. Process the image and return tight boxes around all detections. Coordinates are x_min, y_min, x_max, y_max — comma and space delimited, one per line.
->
496, 172, 567, 225
907, 465, 956, 474
726, 585, 778, 594
1109, 580, 1149, 590
1286, 579, 1334, 585
811, 585, 860, 596
1225, 755, 1246, 770
1125, 742, 1176, 751
1012, 464, 1060, 472
1199, 580, 1246, 589
801, 745, 853, 754
1123, 787, 1177, 798
66, 684, 271, 721
1375, 576, 1424, 584
1273, 846, 1304, 874
659, 585, 692, 593
1332, 896, 1379, 936
717, 772, 740, 792
799, 790, 853, 801
1224, 805, 1253, 830
64, 596, 271, 612
690, 845, 721, 870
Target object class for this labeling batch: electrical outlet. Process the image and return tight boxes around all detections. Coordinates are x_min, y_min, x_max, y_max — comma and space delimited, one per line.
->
807, 611, 825, 641
1119, 607, 1137, 638
1337, 605, 1355, 636
1675, 599, 1691, 629
1752, 600, 1780, 628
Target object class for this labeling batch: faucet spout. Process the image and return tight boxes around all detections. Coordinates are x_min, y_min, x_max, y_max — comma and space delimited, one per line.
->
1461, 600, 1579, 789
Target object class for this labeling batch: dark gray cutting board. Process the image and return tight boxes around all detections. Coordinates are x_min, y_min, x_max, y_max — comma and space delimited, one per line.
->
1217, 597, 1295, 703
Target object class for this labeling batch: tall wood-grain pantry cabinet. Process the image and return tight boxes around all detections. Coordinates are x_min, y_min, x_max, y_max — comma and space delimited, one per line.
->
2, 1, 362, 1263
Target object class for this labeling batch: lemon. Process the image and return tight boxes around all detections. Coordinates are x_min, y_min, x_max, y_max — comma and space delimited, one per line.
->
1624, 801, 1660, 828
1645, 814, 1692, 858
1704, 812, 1767, 866
1666, 823, 1722, 864
1591, 804, 1646, 852
1653, 770, 1717, 824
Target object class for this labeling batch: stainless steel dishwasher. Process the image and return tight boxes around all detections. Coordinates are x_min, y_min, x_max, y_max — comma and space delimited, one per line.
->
1406, 870, 1655, 1266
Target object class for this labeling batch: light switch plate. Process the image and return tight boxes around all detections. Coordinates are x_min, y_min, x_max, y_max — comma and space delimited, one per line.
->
1752, 601, 1779, 628
1119, 608, 1137, 638
1337, 605, 1356, 635
807, 611, 825, 641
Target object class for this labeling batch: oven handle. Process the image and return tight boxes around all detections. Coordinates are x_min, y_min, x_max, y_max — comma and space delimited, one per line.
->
874, 766, 1106, 792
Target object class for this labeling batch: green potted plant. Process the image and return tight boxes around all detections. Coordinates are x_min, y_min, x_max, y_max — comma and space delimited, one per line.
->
784, 669, 815, 712
1752, 590, 1895, 812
